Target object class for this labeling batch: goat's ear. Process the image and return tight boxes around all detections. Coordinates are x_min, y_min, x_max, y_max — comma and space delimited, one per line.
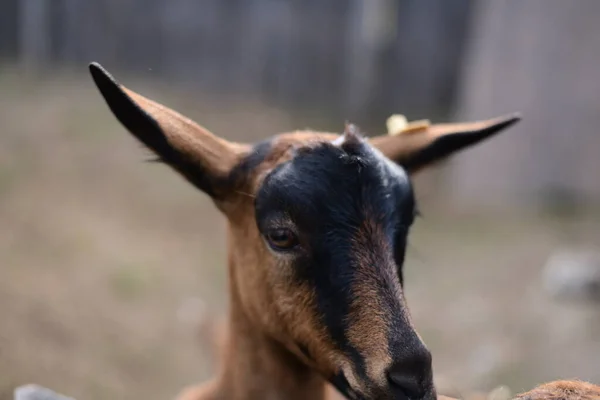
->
89, 62, 250, 200
369, 114, 521, 173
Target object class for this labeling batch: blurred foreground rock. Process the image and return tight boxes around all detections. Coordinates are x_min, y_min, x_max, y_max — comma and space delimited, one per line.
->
14, 385, 75, 400
542, 249, 600, 301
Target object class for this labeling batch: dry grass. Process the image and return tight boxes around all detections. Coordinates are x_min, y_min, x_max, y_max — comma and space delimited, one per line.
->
0, 66, 599, 400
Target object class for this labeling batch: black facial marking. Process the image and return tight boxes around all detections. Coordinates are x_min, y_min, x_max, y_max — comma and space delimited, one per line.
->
255, 132, 416, 378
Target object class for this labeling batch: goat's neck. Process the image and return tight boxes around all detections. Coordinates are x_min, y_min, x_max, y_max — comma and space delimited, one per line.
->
193, 257, 328, 400
215, 291, 328, 400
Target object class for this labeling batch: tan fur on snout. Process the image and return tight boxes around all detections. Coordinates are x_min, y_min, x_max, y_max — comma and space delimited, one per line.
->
346, 218, 399, 389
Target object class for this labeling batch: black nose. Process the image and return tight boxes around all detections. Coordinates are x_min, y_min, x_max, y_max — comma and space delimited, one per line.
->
386, 346, 433, 399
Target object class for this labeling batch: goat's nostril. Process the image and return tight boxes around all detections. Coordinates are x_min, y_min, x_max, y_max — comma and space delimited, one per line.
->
386, 363, 430, 399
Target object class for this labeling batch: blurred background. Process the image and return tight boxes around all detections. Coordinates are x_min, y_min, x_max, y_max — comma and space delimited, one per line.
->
1, 0, 599, 399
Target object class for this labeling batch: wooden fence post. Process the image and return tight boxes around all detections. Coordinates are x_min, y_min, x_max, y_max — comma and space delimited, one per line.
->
19, 0, 52, 71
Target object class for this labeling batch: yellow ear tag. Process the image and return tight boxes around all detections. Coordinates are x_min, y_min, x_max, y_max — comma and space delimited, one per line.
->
386, 114, 431, 136
386, 114, 408, 136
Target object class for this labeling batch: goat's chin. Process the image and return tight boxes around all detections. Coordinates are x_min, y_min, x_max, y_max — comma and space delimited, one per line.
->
328, 373, 439, 400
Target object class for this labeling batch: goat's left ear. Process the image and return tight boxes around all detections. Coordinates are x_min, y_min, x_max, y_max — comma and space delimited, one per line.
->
369, 114, 521, 173
88, 62, 251, 203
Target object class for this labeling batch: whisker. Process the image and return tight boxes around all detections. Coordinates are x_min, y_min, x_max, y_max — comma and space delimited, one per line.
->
406, 241, 428, 265
415, 207, 423, 218
235, 190, 256, 199
454, 385, 466, 400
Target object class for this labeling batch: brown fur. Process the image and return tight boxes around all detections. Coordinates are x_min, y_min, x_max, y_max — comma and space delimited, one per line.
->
88, 62, 547, 400
513, 380, 600, 400
436, 381, 600, 400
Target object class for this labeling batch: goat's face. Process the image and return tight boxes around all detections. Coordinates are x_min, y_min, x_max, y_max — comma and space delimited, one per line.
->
89, 63, 520, 400
249, 129, 428, 399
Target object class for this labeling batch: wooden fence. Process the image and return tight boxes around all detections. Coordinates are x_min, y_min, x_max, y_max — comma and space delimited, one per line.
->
1, 0, 472, 127
2, 0, 599, 207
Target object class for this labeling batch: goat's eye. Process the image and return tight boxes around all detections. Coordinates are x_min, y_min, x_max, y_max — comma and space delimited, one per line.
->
265, 228, 298, 251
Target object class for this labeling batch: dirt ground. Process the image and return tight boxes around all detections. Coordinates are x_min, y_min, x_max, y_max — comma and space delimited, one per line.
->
0, 67, 599, 400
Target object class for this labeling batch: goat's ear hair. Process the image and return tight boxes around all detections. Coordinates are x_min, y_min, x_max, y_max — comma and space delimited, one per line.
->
88, 62, 250, 199
369, 113, 521, 173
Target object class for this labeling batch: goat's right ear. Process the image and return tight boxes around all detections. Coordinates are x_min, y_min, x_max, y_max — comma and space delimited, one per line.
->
88, 62, 250, 200
369, 114, 521, 174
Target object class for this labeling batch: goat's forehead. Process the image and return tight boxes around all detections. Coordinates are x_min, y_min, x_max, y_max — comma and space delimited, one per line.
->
240, 132, 336, 185
286, 135, 407, 186
243, 131, 410, 200
254, 138, 412, 221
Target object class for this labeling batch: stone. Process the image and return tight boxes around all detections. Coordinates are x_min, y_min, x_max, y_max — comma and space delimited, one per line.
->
542, 249, 600, 301
14, 384, 75, 400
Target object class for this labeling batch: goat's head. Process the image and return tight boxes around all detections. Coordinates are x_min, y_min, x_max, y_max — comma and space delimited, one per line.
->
89, 63, 520, 400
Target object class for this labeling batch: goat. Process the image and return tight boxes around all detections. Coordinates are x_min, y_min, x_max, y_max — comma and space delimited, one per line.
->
87, 62, 595, 400
87, 61, 517, 400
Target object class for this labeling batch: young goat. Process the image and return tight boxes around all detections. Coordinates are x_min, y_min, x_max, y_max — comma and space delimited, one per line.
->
88, 63, 593, 400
